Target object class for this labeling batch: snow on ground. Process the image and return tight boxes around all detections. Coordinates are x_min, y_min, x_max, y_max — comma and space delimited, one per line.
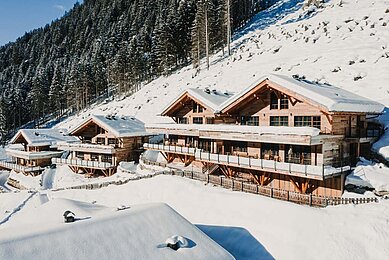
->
346, 158, 389, 192
1, 175, 387, 259
0, 202, 233, 260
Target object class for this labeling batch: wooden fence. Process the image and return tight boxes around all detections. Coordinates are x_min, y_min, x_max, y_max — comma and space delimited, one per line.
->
140, 158, 379, 207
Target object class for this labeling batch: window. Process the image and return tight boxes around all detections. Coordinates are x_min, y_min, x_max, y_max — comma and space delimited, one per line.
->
177, 117, 188, 124
192, 101, 204, 113
270, 92, 278, 110
270, 116, 289, 126
231, 141, 248, 153
192, 101, 197, 113
102, 155, 112, 163
193, 117, 203, 124
294, 116, 321, 129
96, 137, 105, 145
206, 117, 214, 124
241, 116, 259, 126
313, 116, 321, 129
280, 95, 289, 109
91, 154, 99, 161
108, 138, 117, 145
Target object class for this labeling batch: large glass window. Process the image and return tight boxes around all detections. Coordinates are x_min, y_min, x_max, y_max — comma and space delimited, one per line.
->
280, 95, 289, 109
192, 101, 204, 113
294, 116, 321, 129
193, 117, 203, 124
177, 117, 188, 124
270, 92, 278, 110
270, 116, 289, 126
206, 117, 214, 124
241, 116, 259, 126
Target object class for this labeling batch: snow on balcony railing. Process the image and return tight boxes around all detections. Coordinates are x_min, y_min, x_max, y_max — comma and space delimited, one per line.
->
0, 161, 43, 173
143, 143, 351, 179
56, 142, 116, 153
5, 148, 63, 160
52, 158, 114, 169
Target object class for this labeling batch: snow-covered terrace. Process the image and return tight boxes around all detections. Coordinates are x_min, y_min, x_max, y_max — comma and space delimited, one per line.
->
144, 143, 350, 180
56, 141, 116, 154
146, 123, 337, 146
5, 148, 63, 160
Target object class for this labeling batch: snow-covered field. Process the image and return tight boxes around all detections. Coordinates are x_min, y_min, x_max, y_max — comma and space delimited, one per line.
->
1, 175, 389, 259
1, 0, 389, 259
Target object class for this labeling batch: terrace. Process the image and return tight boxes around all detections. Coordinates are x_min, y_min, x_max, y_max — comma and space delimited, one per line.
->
143, 143, 350, 181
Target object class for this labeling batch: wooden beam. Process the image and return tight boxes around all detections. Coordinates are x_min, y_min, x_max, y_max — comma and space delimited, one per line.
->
288, 176, 303, 193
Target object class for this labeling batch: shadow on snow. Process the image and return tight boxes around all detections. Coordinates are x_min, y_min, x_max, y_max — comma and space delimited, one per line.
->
197, 224, 274, 260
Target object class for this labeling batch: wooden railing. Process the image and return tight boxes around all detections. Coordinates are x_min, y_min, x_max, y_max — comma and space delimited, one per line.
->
143, 143, 350, 180
0, 161, 43, 173
52, 158, 114, 169
140, 157, 379, 207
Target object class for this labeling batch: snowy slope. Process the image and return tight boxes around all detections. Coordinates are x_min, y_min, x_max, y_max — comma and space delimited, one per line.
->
56, 0, 389, 131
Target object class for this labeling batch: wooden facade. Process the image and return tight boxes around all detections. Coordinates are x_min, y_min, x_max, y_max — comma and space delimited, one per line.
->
56, 116, 150, 177
144, 76, 383, 197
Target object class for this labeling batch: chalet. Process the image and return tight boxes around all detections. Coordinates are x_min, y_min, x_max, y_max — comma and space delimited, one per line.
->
53, 115, 152, 177
0, 129, 78, 176
144, 74, 385, 197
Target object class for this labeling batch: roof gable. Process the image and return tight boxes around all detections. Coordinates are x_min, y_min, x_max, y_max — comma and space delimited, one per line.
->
70, 115, 150, 138
218, 74, 384, 114
10, 129, 77, 146
161, 88, 233, 116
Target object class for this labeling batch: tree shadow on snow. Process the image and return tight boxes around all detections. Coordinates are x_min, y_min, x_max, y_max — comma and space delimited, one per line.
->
196, 224, 274, 260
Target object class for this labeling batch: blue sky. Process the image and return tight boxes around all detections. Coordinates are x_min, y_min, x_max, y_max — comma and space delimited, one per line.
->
0, 0, 82, 46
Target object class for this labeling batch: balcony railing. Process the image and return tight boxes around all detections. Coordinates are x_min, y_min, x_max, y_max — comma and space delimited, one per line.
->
52, 158, 114, 169
0, 161, 43, 173
56, 142, 116, 154
144, 143, 351, 180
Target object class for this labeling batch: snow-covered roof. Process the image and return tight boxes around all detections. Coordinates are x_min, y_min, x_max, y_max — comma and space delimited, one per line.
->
219, 74, 385, 114
147, 123, 321, 137
161, 88, 233, 115
70, 115, 152, 138
10, 129, 78, 147
0, 201, 233, 260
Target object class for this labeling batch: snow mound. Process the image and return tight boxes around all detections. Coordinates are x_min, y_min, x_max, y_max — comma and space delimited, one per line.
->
0, 203, 233, 260
346, 158, 389, 192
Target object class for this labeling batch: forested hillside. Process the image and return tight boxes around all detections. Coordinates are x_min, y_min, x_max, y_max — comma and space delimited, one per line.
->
0, 0, 276, 142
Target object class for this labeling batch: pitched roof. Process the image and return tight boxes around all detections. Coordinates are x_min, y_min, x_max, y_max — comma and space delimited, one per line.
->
0, 201, 233, 260
161, 88, 233, 115
10, 129, 78, 147
70, 115, 152, 138
218, 74, 385, 114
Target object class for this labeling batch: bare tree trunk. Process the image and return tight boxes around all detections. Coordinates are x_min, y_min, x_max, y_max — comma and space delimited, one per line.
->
205, 0, 210, 70
226, 0, 231, 56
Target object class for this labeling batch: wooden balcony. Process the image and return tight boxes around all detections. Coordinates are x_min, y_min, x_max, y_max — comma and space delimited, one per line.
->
56, 142, 116, 154
144, 143, 350, 181
0, 161, 43, 174
52, 158, 114, 170
5, 148, 63, 160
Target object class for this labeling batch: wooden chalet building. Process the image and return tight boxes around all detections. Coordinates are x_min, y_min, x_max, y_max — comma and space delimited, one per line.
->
0, 129, 78, 176
53, 115, 151, 177
144, 75, 384, 196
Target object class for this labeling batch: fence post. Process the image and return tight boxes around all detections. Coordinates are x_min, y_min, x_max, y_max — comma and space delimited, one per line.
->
309, 193, 312, 206
232, 179, 234, 190
208, 151, 211, 162
287, 190, 290, 201
249, 157, 251, 167
218, 153, 220, 163
261, 158, 263, 169
238, 154, 240, 165
207, 174, 209, 184
220, 176, 223, 186
270, 188, 274, 198
241, 181, 244, 191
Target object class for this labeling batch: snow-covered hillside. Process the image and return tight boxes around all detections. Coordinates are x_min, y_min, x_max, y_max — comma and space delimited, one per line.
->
56, 0, 389, 129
